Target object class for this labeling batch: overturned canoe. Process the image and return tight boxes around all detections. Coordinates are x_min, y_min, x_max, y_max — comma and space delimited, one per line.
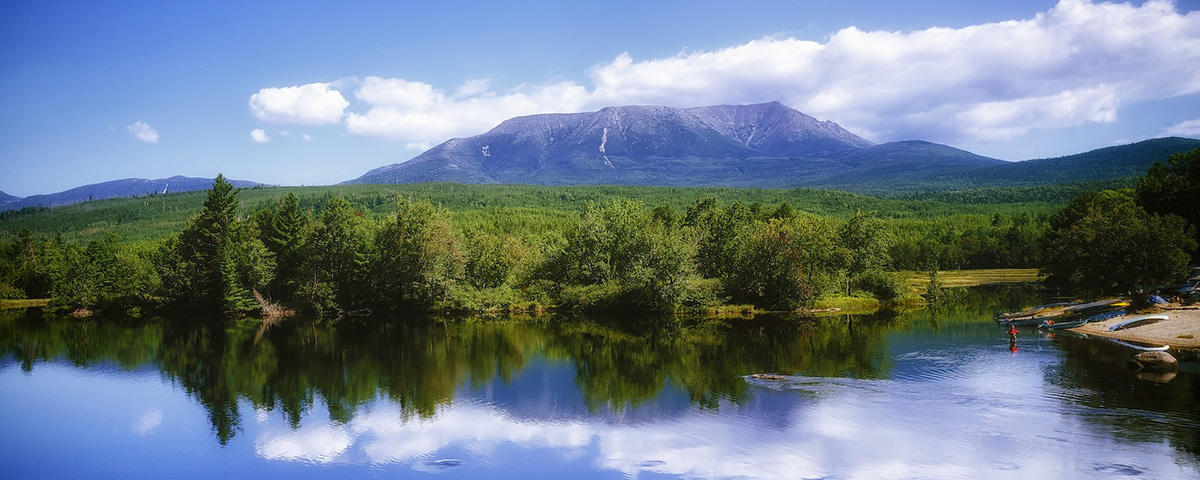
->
1039, 318, 1088, 330
995, 306, 1045, 320
1108, 314, 1168, 332
1064, 299, 1126, 312
1000, 315, 1053, 326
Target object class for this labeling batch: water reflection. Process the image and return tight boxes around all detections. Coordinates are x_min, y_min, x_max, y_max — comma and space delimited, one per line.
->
1, 286, 1198, 479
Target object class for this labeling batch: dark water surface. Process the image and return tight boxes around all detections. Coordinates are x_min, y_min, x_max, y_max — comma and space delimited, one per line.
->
2, 286, 1198, 479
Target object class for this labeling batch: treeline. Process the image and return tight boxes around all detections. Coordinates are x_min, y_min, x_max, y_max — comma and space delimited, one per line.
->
8, 147, 1194, 315
2, 175, 917, 315
0, 182, 1062, 245
1039, 148, 1200, 295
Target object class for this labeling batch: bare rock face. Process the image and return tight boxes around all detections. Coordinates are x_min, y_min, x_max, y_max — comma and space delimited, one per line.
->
1127, 351, 1178, 372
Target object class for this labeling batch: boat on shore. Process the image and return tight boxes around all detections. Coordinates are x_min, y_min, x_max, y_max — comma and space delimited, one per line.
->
1064, 299, 1127, 313
1039, 318, 1088, 330
1108, 314, 1168, 332
995, 306, 1045, 320
1084, 309, 1125, 323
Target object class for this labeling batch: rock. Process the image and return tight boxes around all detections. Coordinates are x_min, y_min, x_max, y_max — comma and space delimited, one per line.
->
750, 373, 788, 381
1126, 351, 1178, 372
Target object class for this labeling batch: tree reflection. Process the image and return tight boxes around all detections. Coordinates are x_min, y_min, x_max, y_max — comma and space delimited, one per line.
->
1, 305, 971, 445
1051, 337, 1199, 455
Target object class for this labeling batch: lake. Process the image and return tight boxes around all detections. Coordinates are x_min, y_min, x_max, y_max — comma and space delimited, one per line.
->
1, 286, 1197, 479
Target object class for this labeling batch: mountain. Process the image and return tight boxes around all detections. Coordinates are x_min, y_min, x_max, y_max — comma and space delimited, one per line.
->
346, 102, 920, 188
348, 100, 1200, 191
808, 140, 1006, 185
1, 176, 267, 211
0, 191, 19, 209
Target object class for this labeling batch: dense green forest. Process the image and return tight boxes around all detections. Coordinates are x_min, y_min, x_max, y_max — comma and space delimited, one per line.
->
2, 149, 1197, 316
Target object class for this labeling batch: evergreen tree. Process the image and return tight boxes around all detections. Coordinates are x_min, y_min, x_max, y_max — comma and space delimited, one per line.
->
262, 193, 309, 299
154, 174, 273, 313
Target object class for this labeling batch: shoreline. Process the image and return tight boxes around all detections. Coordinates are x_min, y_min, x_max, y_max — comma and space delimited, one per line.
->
1069, 306, 1200, 351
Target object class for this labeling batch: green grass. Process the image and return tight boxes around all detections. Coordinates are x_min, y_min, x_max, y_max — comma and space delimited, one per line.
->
901, 268, 1043, 294
0, 298, 50, 309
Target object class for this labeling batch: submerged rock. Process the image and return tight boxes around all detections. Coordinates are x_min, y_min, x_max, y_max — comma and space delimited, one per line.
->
1127, 351, 1178, 372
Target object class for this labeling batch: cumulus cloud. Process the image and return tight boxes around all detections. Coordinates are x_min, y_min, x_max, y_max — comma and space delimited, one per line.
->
126, 121, 159, 143
250, 128, 270, 143
249, 83, 348, 124
1164, 118, 1200, 137
343, 76, 589, 147
255, 0, 1200, 147
582, 0, 1200, 144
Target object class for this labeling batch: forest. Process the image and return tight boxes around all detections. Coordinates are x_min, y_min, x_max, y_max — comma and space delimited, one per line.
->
1, 149, 1196, 318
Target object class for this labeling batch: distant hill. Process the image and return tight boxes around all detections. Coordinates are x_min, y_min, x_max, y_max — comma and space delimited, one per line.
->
966, 137, 1200, 185
812, 137, 1200, 194
0, 191, 19, 209
1, 176, 267, 211
345, 102, 1005, 188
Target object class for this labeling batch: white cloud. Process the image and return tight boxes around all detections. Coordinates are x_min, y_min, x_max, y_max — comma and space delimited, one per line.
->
250, 128, 270, 143
302, 133, 313, 142
126, 121, 158, 143
257, 0, 1200, 148
582, 0, 1200, 144
249, 83, 348, 124
344, 77, 589, 145
1164, 118, 1200, 137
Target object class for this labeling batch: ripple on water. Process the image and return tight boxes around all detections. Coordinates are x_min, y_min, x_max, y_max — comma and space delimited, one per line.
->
989, 460, 1020, 471
412, 459, 465, 473
1092, 463, 1145, 476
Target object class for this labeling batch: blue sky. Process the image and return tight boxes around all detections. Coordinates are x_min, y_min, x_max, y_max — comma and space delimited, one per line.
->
2, 0, 1199, 197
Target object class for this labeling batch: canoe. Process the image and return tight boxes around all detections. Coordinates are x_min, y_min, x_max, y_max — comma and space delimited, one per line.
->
999, 316, 1050, 326
1084, 309, 1125, 323
1064, 299, 1126, 312
995, 306, 1045, 320
1109, 338, 1170, 352
1108, 314, 1168, 332
1039, 318, 1088, 330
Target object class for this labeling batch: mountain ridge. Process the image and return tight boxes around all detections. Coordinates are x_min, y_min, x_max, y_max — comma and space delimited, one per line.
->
346, 102, 1198, 191
1, 176, 267, 212
345, 102, 888, 187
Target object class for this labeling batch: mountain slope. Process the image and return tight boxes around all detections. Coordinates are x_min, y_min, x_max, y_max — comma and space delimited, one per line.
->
346, 102, 1199, 191
967, 137, 1200, 185
0, 191, 19, 209
346, 102, 885, 187
2, 176, 266, 211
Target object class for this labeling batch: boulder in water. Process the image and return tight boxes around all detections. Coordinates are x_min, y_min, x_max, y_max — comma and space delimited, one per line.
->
1127, 351, 1178, 372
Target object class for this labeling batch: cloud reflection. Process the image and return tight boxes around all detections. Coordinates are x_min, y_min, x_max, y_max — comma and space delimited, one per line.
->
132, 409, 163, 436
252, 368, 1197, 479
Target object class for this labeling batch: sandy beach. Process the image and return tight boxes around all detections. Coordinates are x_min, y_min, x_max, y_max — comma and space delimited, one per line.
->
1071, 306, 1200, 351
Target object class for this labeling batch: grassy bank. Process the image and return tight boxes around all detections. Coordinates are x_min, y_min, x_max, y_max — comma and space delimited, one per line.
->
0, 298, 50, 309
902, 268, 1042, 294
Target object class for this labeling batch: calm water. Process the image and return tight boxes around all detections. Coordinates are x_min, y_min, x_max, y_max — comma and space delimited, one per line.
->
1, 287, 1197, 479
